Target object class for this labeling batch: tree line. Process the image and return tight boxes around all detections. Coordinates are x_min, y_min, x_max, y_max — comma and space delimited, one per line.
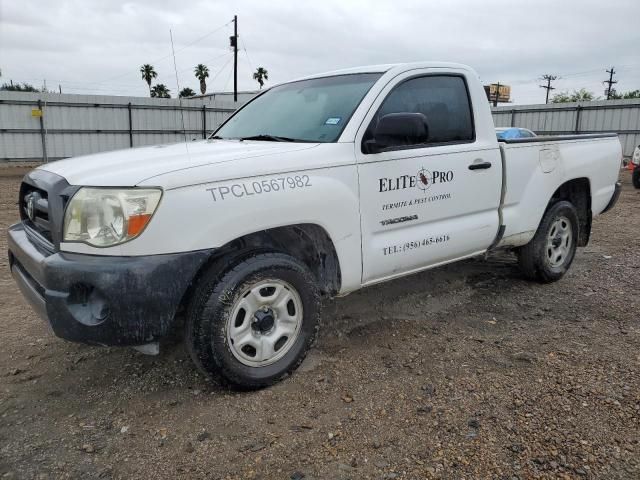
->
551, 88, 640, 103
0, 65, 269, 97
139, 63, 269, 99
2, 65, 638, 102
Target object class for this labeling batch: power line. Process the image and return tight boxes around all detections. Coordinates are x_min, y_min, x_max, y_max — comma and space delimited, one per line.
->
178, 53, 233, 94
10, 54, 234, 96
173, 20, 233, 56
99, 19, 234, 85
603, 67, 617, 99
207, 55, 234, 90
546, 62, 640, 80
240, 36, 254, 74
177, 52, 230, 75
559, 68, 605, 78
539, 74, 558, 104
503, 63, 640, 88
144, 20, 233, 67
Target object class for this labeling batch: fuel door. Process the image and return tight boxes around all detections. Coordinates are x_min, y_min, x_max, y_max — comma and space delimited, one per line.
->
539, 145, 559, 173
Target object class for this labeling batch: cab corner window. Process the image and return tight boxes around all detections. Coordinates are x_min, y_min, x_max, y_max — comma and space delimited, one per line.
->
363, 75, 474, 154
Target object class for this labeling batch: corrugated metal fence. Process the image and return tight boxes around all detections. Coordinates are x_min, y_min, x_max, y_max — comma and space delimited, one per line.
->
3, 92, 639, 161
492, 99, 640, 157
0, 91, 255, 162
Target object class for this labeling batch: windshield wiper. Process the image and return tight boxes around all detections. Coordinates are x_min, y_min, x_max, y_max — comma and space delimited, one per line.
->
239, 134, 299, 142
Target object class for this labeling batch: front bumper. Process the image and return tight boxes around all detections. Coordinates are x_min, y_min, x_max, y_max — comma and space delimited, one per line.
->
8, 223, 211, 346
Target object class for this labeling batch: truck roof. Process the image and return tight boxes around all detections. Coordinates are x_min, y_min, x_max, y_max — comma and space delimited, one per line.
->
292, 62, 476, 82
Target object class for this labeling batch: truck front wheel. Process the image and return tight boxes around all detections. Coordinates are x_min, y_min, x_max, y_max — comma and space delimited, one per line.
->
517, 201, 579, 283
185, 252, 320, 389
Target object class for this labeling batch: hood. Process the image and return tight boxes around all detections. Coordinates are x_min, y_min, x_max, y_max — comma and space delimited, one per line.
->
38, 140, 319, 187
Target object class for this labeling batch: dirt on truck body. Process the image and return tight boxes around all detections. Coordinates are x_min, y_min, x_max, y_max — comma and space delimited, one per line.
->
1, 169, 639, 479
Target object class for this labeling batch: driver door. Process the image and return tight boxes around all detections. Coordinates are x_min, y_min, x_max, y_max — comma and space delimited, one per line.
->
355, 70, 502, 284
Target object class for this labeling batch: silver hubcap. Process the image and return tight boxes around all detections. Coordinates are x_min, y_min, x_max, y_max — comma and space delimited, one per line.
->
227, 279, 303, 367
546, 215, 572, 268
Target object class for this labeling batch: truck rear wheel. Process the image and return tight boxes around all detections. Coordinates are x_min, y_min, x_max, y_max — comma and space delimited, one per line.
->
517, 201, 579, 283
185, 252, 320, 389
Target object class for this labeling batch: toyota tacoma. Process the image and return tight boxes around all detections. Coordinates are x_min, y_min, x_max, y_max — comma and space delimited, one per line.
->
8, 62, 622, 388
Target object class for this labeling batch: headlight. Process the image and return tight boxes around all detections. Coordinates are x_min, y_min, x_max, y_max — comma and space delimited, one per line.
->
63, 188, 162, 247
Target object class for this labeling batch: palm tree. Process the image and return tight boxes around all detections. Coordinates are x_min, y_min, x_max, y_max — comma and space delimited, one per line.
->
179, 87, 196, 98
253, 67, 269, 89
140, 64, 158, 95
194, 64, 209, 95
150, 84, 171, 98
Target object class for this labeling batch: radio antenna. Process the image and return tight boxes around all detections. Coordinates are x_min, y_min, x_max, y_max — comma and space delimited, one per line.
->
170, 29, 189, 147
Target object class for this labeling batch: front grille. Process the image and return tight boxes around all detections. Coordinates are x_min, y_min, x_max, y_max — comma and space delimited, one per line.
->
20, 183, 53, 245
18, 170, 76, 253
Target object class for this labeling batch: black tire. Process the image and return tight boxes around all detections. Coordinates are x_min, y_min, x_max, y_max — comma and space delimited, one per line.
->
633, 168, 640, 189
517, 201, 579, 283
185, 252, 320, 389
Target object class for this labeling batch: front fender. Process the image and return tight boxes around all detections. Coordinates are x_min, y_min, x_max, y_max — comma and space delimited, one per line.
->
96, 165, 362, 293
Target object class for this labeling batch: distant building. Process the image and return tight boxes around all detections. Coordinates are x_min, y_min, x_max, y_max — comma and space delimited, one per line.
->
185, 91, 258, 109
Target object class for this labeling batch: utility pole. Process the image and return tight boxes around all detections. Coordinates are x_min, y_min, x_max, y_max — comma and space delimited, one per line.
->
493, 82, 500, 107
539, 74, 557, 104
604, 67, 617, 100
230, 15, 238, 102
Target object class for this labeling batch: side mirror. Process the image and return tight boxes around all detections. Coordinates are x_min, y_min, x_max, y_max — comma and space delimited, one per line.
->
364, 112, 429, 154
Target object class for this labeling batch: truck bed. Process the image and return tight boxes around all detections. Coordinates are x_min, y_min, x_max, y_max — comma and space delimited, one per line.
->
497, 133, 621, 248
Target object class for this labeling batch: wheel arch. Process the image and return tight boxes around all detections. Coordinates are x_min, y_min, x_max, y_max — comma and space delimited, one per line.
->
547, 177, 591, 246
175, 223, 342, 320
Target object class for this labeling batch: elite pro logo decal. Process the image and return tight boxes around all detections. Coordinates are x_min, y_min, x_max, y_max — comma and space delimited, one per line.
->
417, 168, 431, 190
379, 168, 454, 193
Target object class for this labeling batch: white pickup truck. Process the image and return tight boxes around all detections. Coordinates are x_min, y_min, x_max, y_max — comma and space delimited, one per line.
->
8, 62, 622, 388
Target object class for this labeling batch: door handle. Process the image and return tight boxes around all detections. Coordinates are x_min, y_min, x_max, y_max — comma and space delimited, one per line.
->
468, 161, 492, 170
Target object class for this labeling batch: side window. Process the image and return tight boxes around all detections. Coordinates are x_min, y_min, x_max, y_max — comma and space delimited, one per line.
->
364, 75, 474, 151
520, 129, 535, 138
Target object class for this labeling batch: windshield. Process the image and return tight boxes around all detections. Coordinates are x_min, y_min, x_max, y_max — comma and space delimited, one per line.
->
213, 73, 383, 143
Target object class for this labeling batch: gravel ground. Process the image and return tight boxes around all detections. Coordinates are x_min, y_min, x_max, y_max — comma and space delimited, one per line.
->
0, 169, 638, 480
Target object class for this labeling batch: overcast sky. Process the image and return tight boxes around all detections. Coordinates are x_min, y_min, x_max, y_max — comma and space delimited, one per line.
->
1, 0, 639, 105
